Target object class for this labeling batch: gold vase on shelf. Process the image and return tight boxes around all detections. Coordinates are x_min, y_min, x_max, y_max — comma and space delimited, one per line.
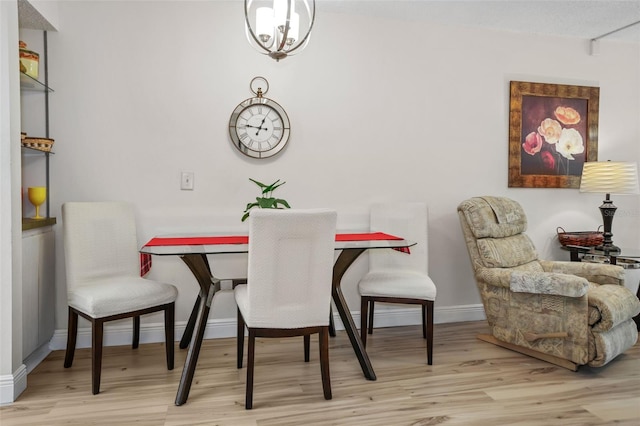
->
27, 186, 46, 219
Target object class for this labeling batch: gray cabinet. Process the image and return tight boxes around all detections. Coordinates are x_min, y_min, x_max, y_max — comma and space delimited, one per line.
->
22, 226, 55, 359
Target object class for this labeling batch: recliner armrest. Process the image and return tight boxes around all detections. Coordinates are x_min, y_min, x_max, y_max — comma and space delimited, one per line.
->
477, 268, 588, 297
539, 260, 625, 286
510, 270, 588, 297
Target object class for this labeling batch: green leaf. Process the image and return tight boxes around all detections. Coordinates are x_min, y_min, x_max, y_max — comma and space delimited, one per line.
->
274, 199, 291, 208
243, 178, 290, 221
267, 181, 285, 192
244, 201, 259, 213
262, 180, 283, 196
249, 178, 268, 190
258, 197, 276, 208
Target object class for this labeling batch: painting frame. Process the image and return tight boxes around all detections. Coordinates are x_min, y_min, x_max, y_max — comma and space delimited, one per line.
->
508, 81, 599, 189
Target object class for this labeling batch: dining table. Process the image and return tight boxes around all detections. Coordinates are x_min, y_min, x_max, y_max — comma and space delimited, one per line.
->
140, 232, 416, 406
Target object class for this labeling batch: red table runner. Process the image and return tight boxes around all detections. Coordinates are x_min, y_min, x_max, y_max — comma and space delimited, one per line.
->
144, 232, 403, 247
141, 232, 409, 276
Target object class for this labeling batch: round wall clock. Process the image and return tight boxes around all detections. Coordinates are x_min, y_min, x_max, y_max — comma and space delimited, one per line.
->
229, 77, 291, 159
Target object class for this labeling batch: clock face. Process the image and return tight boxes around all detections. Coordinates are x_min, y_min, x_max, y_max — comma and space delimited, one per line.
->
229, 97, 291, 159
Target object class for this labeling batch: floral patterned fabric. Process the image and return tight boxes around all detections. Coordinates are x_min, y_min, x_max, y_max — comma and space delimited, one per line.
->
458, 196, 527, 239
589, 320, 639, 367
477, 234, 538, 268
458, 196, 640, 368
510, 270, 588, 298
586, 283, 640, 332
539, 260, 626, 285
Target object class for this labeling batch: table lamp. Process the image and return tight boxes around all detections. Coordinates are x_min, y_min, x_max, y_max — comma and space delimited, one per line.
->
579, 161, 640, 252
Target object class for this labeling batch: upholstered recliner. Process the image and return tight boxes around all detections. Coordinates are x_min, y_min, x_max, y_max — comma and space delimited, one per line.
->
457, 196, 640, 370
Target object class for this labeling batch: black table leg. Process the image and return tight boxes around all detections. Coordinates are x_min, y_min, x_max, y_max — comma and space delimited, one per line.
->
329, 306, 336, 337
332, 248, 376, 380
174, 254, 220, 406
180, 296, 200, 349
179, 255, 215, 349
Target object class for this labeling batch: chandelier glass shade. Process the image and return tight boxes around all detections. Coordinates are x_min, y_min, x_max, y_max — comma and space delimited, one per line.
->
244, 0, 315, 61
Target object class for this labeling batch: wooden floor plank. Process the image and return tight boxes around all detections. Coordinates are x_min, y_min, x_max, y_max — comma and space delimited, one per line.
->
1, 321, 638, 425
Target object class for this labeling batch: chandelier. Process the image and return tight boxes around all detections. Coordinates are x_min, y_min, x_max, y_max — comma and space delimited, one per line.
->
244, 0, 316, 61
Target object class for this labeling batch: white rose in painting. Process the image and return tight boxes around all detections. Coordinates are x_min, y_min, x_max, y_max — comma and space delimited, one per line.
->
556, 128, 584, 160
538, 118, 563, 144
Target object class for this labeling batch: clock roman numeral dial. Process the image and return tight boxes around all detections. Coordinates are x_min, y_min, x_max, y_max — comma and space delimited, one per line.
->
229, 95, 291, 159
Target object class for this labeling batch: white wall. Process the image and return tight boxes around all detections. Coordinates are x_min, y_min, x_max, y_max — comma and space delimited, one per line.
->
2, 0, 27, 405
40, 2, 640, 336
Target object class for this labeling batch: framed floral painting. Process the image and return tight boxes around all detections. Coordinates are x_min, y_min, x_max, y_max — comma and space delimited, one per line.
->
508, 81, 599, 188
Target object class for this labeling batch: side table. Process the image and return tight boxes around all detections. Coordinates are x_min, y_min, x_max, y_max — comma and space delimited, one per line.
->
562, 245, 640, 330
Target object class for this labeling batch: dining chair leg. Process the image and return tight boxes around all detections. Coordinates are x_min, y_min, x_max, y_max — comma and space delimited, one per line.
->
64, 307, 78, 368
368, 300, 375, 335
132, 316, 140, 349
360, 297, 369, 348
319, 327, 332, 400
237, 308, 245, 369
165, 303, 175, 370
421, 304, 427, 339
246, 329, 256, 409
426, 300, 434, 365
304, 335, 311, 362
91, 318, 104, 395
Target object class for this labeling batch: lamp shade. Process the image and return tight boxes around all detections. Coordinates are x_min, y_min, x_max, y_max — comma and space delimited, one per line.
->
579, 161, 640, 194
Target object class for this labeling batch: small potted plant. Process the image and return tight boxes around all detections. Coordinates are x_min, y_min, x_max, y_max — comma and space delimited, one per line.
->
242, 178, 291, 222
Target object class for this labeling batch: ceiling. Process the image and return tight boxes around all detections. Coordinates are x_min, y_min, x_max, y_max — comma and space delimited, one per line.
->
17, 0, 640, 43
320, 0, 640, 43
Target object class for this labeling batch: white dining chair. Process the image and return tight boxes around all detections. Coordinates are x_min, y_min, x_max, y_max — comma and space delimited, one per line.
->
357, 202, 437, 364
62, 201, 178, 394
235, 208, 337, 409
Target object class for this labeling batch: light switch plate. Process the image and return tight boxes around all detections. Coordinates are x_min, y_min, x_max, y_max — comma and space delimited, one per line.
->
181, 172, 194, 190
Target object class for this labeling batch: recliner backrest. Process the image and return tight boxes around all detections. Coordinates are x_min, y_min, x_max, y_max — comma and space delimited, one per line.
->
458, 197, 538, 269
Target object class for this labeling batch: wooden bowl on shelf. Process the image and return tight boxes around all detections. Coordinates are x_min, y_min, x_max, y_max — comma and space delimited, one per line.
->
22, 137, 54, 152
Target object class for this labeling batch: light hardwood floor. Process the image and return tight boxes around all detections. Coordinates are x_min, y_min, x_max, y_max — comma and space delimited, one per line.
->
2, 321, 639, 425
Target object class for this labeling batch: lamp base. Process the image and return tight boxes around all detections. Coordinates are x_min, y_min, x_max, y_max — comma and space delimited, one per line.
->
594, 243, 621, 254
598, 195, 618, 254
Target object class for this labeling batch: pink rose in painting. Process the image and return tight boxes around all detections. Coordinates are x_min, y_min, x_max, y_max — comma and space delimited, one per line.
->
541, 151, 555, 170
556, 128, 584, 160
522, 132, 543, 155
537, 118, 563, 144
554, 106, 581, 125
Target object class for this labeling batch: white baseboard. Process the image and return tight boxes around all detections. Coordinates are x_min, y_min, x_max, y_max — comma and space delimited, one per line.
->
0, 364, 27, 405
49, 304, 486, 351
24, 343, 53, 374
